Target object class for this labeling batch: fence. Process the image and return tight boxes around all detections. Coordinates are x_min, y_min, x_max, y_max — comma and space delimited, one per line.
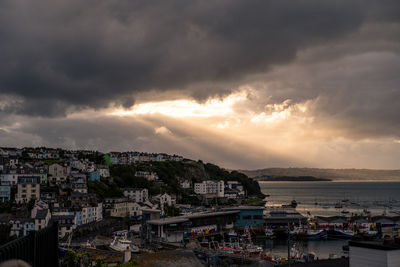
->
0, 222, 59, 266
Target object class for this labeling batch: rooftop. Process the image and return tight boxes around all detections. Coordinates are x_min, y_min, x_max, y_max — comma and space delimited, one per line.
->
224, 206, 265, 210
18, 176, 40, 184
35, 209, 49, 220
349, 240, 400, 251
184, 210, 239, 219
141, 209, 162, 213
147, 217, 189, 225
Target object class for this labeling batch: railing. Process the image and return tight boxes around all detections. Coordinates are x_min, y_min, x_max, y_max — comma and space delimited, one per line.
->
0, 222, 59, 267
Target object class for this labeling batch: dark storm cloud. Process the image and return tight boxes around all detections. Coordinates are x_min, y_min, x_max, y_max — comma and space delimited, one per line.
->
248, 49, 400, 140
2, 0, 398, 116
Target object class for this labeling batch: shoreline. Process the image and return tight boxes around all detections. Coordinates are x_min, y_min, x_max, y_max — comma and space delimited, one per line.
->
258, 180, 400, 183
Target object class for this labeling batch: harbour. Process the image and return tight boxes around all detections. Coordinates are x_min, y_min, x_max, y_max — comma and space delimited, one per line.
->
54, 181, 400, 266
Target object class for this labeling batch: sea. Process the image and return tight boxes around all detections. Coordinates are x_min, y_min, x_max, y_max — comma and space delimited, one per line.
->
256, 181, 400, 259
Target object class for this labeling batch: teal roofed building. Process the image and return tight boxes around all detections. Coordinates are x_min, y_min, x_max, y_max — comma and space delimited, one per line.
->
224, 206, 265, 230
88, 171, 100, 182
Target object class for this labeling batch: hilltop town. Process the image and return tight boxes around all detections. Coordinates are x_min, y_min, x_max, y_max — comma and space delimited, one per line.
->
0, 146, 262, 246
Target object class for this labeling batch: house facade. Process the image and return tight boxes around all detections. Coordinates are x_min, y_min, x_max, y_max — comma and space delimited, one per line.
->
48, 163, 68, 184
194, 180, 224, 197
15, 176, 40, 204
123, 188, 148, 203
0, 185, 11, 202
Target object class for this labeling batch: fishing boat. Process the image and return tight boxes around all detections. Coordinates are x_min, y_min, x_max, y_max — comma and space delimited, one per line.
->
282, 200, 298, 209
335, 202, 343, 209
306, 229, 327, 240
81, 240, 95, 249
245, 244, 263, 255
241, 225, 252, 240
265, 228, 275, 239
231, 242, 244, 254
227, 229, 238, 239
334, 229, 354, 239
218, 242, 234, 254
109, 237, 139, 252
290, 226, 327, 240
366, 230, 378, 237
219, 247, 234, 254
200, 238, 209, 247
363, 208, 371, 215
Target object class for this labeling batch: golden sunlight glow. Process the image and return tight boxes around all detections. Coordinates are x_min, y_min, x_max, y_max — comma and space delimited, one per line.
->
111, 91, 248, 118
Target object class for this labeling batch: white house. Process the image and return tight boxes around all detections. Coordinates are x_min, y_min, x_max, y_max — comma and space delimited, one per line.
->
135, 171, 158, 181
180, 180, 191, 189
53, 215, 77, 239
9, 218, 35, 237
227, 181, 245, 196
97, 166, 110, 178
194, 180, 224, 197
0, 173, 20, 186
48, 163, 68, 184
108, 200, 141, 218
154, 193, 176, 215
34, 209, 51, 231
123, 188, 148, 203
95, 202, 103, 222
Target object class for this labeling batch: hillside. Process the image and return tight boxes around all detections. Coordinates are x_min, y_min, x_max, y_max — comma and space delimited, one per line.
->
239, 168, 400, 181
89, 160, 263, 203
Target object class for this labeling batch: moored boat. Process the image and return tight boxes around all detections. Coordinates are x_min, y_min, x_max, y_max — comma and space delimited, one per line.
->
290, 227, 327, 240
245, 244, 263, 255
265, 228, 275, 239
200, 238, 209, 247
218, 246, 234, 254
227, 229, 238, 239
333, 229, 354, 239
306, 229, 327, 240
109, 237, 139, 252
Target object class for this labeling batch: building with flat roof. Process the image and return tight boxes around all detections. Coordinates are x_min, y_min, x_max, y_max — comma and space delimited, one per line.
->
147, 217, 191, 243
349, 240, 400, 267
145, 210, 239, 243
264, 207, 307, 225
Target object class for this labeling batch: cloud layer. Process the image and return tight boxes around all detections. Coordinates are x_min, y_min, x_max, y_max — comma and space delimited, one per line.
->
1, 1, 400, 169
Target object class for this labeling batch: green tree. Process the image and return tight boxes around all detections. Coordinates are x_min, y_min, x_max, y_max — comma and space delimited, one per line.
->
164, 204, 180, 217
94, 258, 107, 267
62, 250, 90, 267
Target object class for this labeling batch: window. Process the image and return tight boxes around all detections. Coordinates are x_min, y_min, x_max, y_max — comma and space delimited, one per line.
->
253, 215, 263, 220
243, 215, 251, 220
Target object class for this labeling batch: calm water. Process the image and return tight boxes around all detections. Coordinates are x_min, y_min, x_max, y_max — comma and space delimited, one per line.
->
257, 181, 400, 258
256, 239, 348, 259
260, 181, 400, 217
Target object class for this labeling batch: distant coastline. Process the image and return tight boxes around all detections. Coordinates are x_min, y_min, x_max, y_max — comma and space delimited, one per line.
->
256, 175, 331, 182
239, 167, 400, 181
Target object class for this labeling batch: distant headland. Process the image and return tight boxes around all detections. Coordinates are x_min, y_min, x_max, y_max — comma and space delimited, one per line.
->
256, 175, 331, 182
238, 167, 400, 181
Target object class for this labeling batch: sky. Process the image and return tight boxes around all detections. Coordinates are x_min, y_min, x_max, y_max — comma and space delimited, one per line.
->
1, 0, 400, 170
